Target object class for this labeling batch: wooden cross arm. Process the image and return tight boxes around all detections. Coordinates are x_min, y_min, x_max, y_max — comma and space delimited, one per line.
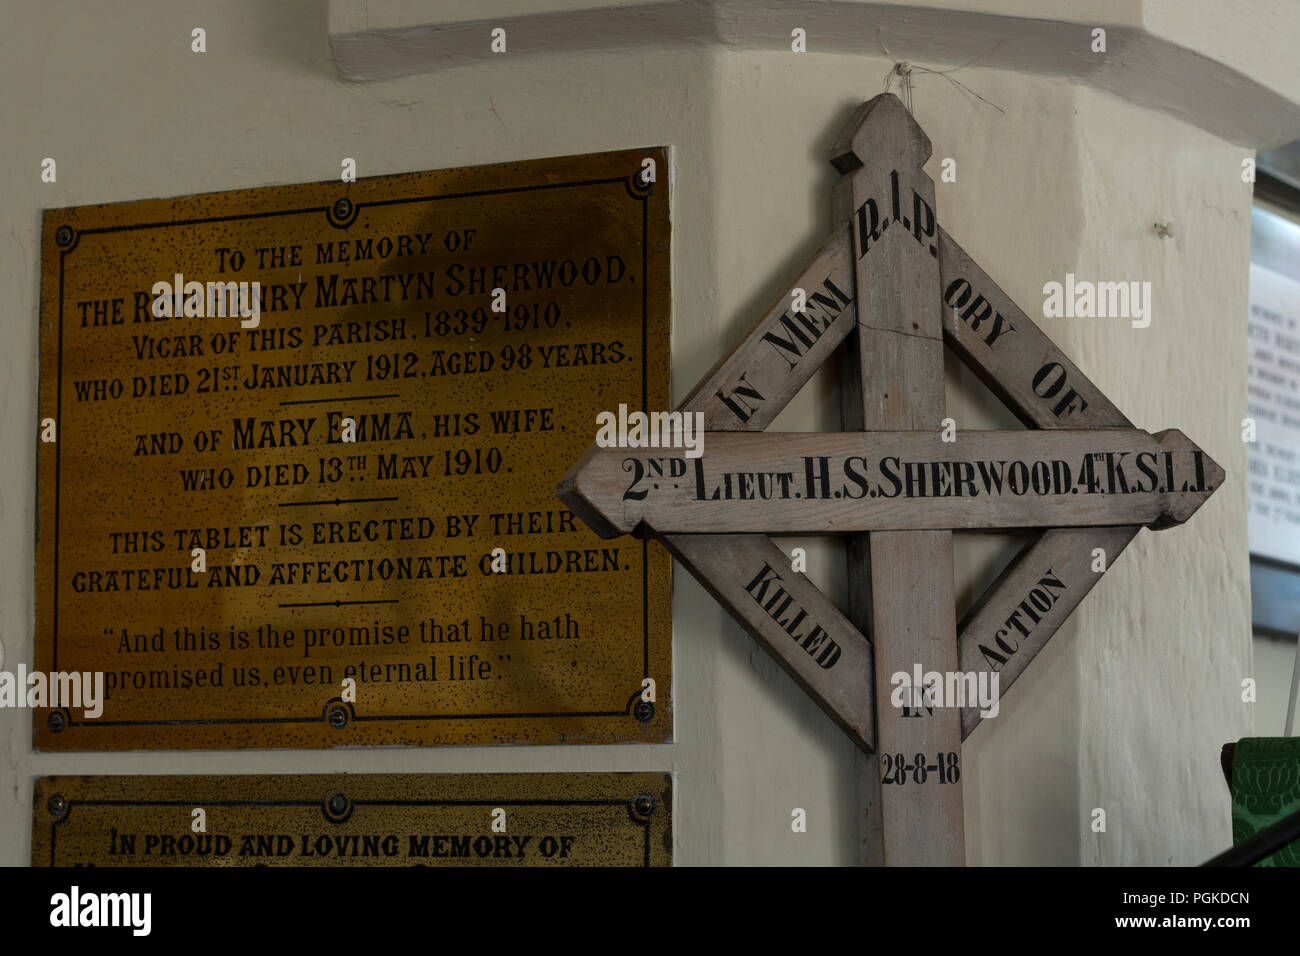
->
661, 533, 876, 751
956, 524, 1140, 738
669, 222, 1135, 440
677, 227, 856, 431
557, 428, 1222, 536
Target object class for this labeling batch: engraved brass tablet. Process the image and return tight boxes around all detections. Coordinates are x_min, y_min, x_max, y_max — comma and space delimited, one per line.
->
33, 773, 672, 866
34, 149, 670, 749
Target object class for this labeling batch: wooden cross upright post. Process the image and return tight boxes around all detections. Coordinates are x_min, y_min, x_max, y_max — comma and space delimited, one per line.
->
830, 96, 963, 865
557, 93, 1223, 866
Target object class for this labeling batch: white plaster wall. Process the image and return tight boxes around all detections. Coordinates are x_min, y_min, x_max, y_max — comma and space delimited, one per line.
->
0, 0, 1256, 865
0, 0, 732, 867
1069, 86, 1253, 865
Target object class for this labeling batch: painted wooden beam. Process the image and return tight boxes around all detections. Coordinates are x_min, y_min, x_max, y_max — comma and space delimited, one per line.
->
558, 427, 1222, 535
661, 533, 875, 750
957, 524, 1140, 737
833, 93, 964, 866
678, 227, 856, 431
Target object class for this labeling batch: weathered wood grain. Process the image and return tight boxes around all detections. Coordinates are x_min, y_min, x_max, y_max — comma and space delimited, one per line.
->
937, 228, 1131, 430
559, 427, 1222, 535
957, 524, 1140, 737
660, 533, 875, 750
835, 159, 885, 866
678, 228, 857, 431
833, 93, 963, 866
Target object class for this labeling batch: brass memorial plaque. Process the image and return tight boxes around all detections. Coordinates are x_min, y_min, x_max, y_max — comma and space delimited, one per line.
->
32, 773, 673, 866
35, 149, 671, 749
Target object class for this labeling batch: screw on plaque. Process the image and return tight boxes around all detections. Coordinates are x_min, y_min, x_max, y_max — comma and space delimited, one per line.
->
632, 793, 656, 817
328, 793, 347, 815
47, 710, 66, 733
55, 226, 74, 248
333, 198, 352, 219
48, 794, 66, 818
633, 699, 654, 722
327, 703, 349, 729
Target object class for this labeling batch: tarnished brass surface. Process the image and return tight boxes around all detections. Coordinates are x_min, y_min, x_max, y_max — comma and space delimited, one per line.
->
33, 773, 672, 866
35, 148, 671, 749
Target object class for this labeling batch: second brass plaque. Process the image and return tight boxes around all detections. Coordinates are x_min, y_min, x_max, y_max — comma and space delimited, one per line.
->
33, 773, 672, 866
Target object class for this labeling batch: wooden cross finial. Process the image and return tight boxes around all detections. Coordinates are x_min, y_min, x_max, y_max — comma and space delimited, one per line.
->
829, 93, 932, 173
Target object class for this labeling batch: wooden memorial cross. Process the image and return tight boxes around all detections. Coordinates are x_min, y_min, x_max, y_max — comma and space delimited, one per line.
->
558, 94, 1222, 865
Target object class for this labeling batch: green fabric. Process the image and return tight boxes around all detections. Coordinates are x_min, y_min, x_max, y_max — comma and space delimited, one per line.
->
1231, 737, 1300, 866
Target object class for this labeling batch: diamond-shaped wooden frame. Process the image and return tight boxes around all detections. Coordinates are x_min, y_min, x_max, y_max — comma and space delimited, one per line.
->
559, 94, 1222, 864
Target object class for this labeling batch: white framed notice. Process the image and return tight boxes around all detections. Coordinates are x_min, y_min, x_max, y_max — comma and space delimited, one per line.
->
1248, 204, 1300, 637
1248, 262, 1300, 565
